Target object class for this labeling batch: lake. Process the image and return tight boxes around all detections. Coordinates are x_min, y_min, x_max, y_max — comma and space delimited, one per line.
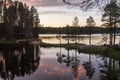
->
0, 34, 119, 80
39, 34, 120, 45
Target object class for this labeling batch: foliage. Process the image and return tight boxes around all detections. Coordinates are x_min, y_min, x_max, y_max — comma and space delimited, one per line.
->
102, 1, 120, 45
32, 27, 40, 39
35, 26, 120, 34
102, 1, 120, 27
86, 16, 95, 27
0, 0, 40, 40
73, 16, 79, 27
63, 0, 120, 11
80, 46, 120, 60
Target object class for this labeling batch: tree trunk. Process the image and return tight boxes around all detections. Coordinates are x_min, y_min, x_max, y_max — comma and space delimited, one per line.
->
109, 14, 113, 45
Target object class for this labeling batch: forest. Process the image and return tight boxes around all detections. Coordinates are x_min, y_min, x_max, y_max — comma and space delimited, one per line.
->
35, 26, 120, 34
0, 0, 40, 40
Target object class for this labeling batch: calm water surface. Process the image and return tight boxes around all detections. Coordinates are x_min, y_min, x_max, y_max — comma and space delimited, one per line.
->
0, 34, 119, 80
39, 34, 120, 45
13, 47, 119, 80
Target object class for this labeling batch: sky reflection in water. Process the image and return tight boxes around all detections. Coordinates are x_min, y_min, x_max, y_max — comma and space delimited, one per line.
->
13, 34, 120, 80
0, 34, 119, 80
15, 47, 104, 80
40, 34, 120, 45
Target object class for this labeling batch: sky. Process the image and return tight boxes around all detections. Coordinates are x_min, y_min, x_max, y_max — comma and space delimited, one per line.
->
18, 0, 103, 27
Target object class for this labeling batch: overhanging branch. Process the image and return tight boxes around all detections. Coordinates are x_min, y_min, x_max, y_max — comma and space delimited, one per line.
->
63, 0, 120, 11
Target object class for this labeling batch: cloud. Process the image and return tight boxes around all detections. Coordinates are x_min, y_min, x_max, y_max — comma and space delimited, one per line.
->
35, 0, 64, 7
20, 0, 65, 7
18, 0, 40, 6
39, 10, 66, 14
37, 7, 81, 15
38, 7, 68, 14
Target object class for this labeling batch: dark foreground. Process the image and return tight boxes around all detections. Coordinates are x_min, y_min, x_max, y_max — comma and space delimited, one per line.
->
0, 43, 119, 80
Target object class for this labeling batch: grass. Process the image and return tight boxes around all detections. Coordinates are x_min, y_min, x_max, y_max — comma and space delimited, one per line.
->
80, 46, 120, 60
40, 42, 120, 60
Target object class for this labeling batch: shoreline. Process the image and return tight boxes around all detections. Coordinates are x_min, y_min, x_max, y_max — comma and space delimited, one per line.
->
40, 42, 120, 60
0, 40, 120, 60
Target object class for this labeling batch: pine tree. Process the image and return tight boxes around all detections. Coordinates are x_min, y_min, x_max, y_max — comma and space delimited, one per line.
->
0, 0, 40, 39
86, 16, 95, 46
73, 16, 79, 27
102, 1, 120, 45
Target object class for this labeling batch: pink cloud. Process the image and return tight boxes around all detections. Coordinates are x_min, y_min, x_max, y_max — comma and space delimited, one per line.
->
19, 0, 64, 7
18, 0, 39, 6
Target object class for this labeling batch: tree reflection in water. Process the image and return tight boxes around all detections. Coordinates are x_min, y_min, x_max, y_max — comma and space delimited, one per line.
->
82, 53, 95, 79
0, 44, 40, 80
99, 57, 120, 80
56, 35, 95, 79
56, 48, 81, 78
56, 33, 83, 78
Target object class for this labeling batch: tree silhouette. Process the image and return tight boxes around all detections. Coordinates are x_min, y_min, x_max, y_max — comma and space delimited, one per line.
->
73, 16, 79, 27
65, 24, 71, 45
86, 16, 95, 46
102, 1, 120, 45
63, 0, 120, 11
99, 57, 120, 80
56, 49, 81, 78
72, 16, 79, 49
0, 44, 40, 80
0, 0, 40, 40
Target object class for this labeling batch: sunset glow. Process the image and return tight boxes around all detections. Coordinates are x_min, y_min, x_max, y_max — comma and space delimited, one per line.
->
19, 0, 103, 27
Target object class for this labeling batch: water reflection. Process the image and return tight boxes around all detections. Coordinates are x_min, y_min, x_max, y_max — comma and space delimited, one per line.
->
99, 57, 120, 80
57, 47, 86, 79
56, 47, 120, 80
56, 49, 96, 79
82, 54, 95, 79
0, 44, 119, 80
39, 35, 120, 80
0, 44, 40, 80
56, 34, 95, 79
40, 34, 120, 45
39, 34, 120, 80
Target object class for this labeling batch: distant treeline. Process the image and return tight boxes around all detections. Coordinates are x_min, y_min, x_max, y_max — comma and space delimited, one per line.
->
35, 26, 120, 34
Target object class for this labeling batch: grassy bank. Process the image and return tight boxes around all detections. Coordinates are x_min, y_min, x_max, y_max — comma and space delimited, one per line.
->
40, 42, 120, 60
80, 45, 120, 60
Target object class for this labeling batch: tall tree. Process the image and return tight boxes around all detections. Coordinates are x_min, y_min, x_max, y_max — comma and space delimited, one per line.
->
30, 6, 40, 39
0, 0, 3, 15
72, 16, 79, 52
17, 1, 25, 27
102, 1, 120, 45
3, 2, 15, 39
86, 16, 95, 46
34, 12, 40, 28
73, 16, 79, 27
66, 24, 71, 45
0, 0, 40, 39
7, 3, 17, 26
